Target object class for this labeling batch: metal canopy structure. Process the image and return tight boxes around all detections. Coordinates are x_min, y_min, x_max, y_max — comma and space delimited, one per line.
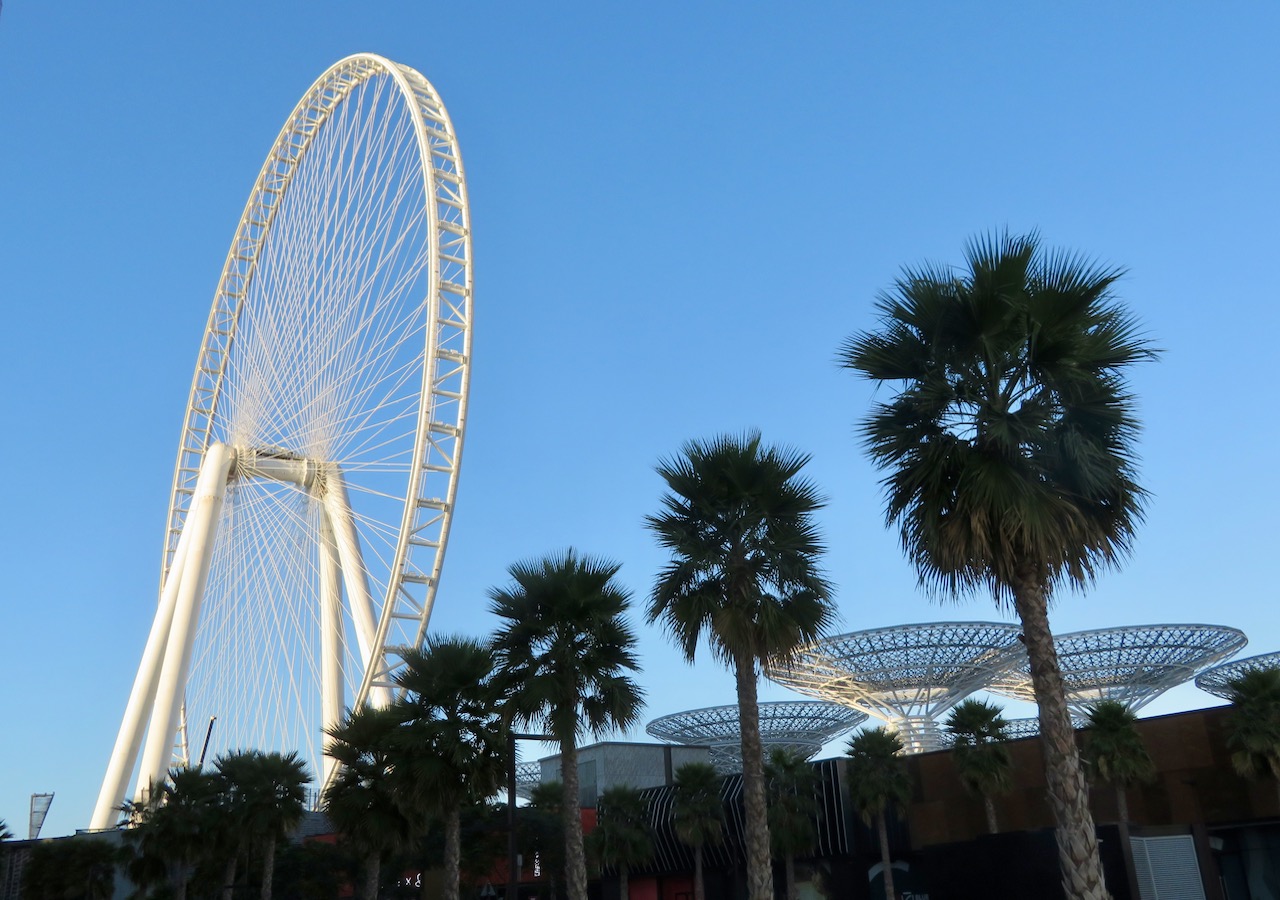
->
1194, 650, 1280, 699
988, 624, 1247, 716
764, 622, 1025, 754
645, 701, 867, 773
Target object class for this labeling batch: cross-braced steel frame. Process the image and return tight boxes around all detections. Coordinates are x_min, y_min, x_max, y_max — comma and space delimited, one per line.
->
764, 623, 1025, 753
987, 624, 1246, 717
646, 701, 867, 773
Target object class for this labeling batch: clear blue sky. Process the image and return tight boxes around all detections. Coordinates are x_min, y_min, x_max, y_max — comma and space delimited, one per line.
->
2, 2, 1277, 838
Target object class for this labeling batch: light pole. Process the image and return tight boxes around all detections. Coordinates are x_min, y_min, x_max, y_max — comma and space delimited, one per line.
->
507, 732, 553, 900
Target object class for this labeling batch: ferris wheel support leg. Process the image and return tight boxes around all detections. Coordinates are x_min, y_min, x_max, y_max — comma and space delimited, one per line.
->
318, 513, 345, 787
322, 466, 390, 707
89, 524, 194, 830
136, 443, 235, 798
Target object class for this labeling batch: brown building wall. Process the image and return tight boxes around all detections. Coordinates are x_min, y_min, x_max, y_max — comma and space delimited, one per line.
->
903, 704, 1278, 849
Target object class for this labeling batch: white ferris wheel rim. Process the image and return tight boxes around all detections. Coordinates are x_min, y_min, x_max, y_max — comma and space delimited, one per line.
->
94, 53, 472, 822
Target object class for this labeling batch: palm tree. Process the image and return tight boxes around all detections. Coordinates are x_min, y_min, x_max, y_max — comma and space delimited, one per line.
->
671, 762, 724, 900
647, 432, 835, 900
392, 635, 508, 900
124, 766, 229, 900
21, 837, 119, 900
840, 231, 1157, 900
526, 780, 567, 900
490, 550, 646, 900
0, 819, 11, 841
324, 705, 421, 900
215, 749, 312, 900
588, 785, 653, 900
945, 699, 1014, 834
1081, 700, 1155, 823
846, 728, 912, 900
765, 749, 819, 900
1224, 667, 1280, 808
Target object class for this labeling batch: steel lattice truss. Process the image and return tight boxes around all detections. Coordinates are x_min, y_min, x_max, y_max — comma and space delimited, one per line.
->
764, 623, 1025, 754
646, 701, 867, 773
1194, 650, 1280, 699
988, 624, 1247, 715
1000, 717, 1045, 740
515, 760, 542, 800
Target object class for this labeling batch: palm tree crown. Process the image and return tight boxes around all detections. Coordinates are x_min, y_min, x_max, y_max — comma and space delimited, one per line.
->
1082, 700, 1155, 823
671, 762, 724, 852
490, 550, 645, 745
945, 699, 1014, 833
840, 231, 1156, 603
647, 431, 834, 669
647, 431, 834, 900
1224, 667, 1280, 805
588, 785, 654, 900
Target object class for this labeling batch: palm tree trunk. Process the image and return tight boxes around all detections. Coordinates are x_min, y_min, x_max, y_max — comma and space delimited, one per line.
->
734, 653, 774, 900
785, 854, 797, 900
1013, 573, 1107, 900
261, 834, 276, 900
1115, 785, 1129, 823
443, 804, 462, 900
222, 854, 238, 900
876, 808, 894, 900
619, 864, 630, 900
561, 734, 589, 900
693, 845, 705, 900
984, 795, 999, 835
362, 851, 381, 900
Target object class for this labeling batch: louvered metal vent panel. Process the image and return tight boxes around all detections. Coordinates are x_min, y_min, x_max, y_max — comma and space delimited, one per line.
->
1131, 835, 1206, 900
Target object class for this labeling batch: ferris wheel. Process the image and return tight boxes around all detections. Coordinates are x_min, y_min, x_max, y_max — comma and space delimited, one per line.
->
90, 54, 472, 830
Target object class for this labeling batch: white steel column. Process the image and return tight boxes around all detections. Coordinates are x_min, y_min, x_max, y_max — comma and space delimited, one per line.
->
136, 442, 235, 797
318, 513, 345, 787
89, 523, 194, 829
321, 465, 389, 707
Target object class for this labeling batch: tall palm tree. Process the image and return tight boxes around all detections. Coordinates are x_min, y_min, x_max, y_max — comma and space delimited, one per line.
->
324, 705, 421, 900
124, 766, 229, 900
647, 432, 835, 900
671, 762, 724, 900
214, 749, 312, 900
490, 550, 646, 900
526, 780, 567, 900
392, 636, 508, 900
1082, 700, 1155, 823
765, 749, 819, 900
846, 728, 912, 900
0, 819, 11, 841
945, 699, 1014, 834
1224, 667, 1280, 808
840, 231, 1157, 900
588, 785, 653, 900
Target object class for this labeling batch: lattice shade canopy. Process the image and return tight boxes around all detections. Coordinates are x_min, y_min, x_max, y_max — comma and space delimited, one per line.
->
988, 624, 1246, 715
646, 701, 867, 773
1194, 650, 1280, 699
764, 622, 1025, 753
